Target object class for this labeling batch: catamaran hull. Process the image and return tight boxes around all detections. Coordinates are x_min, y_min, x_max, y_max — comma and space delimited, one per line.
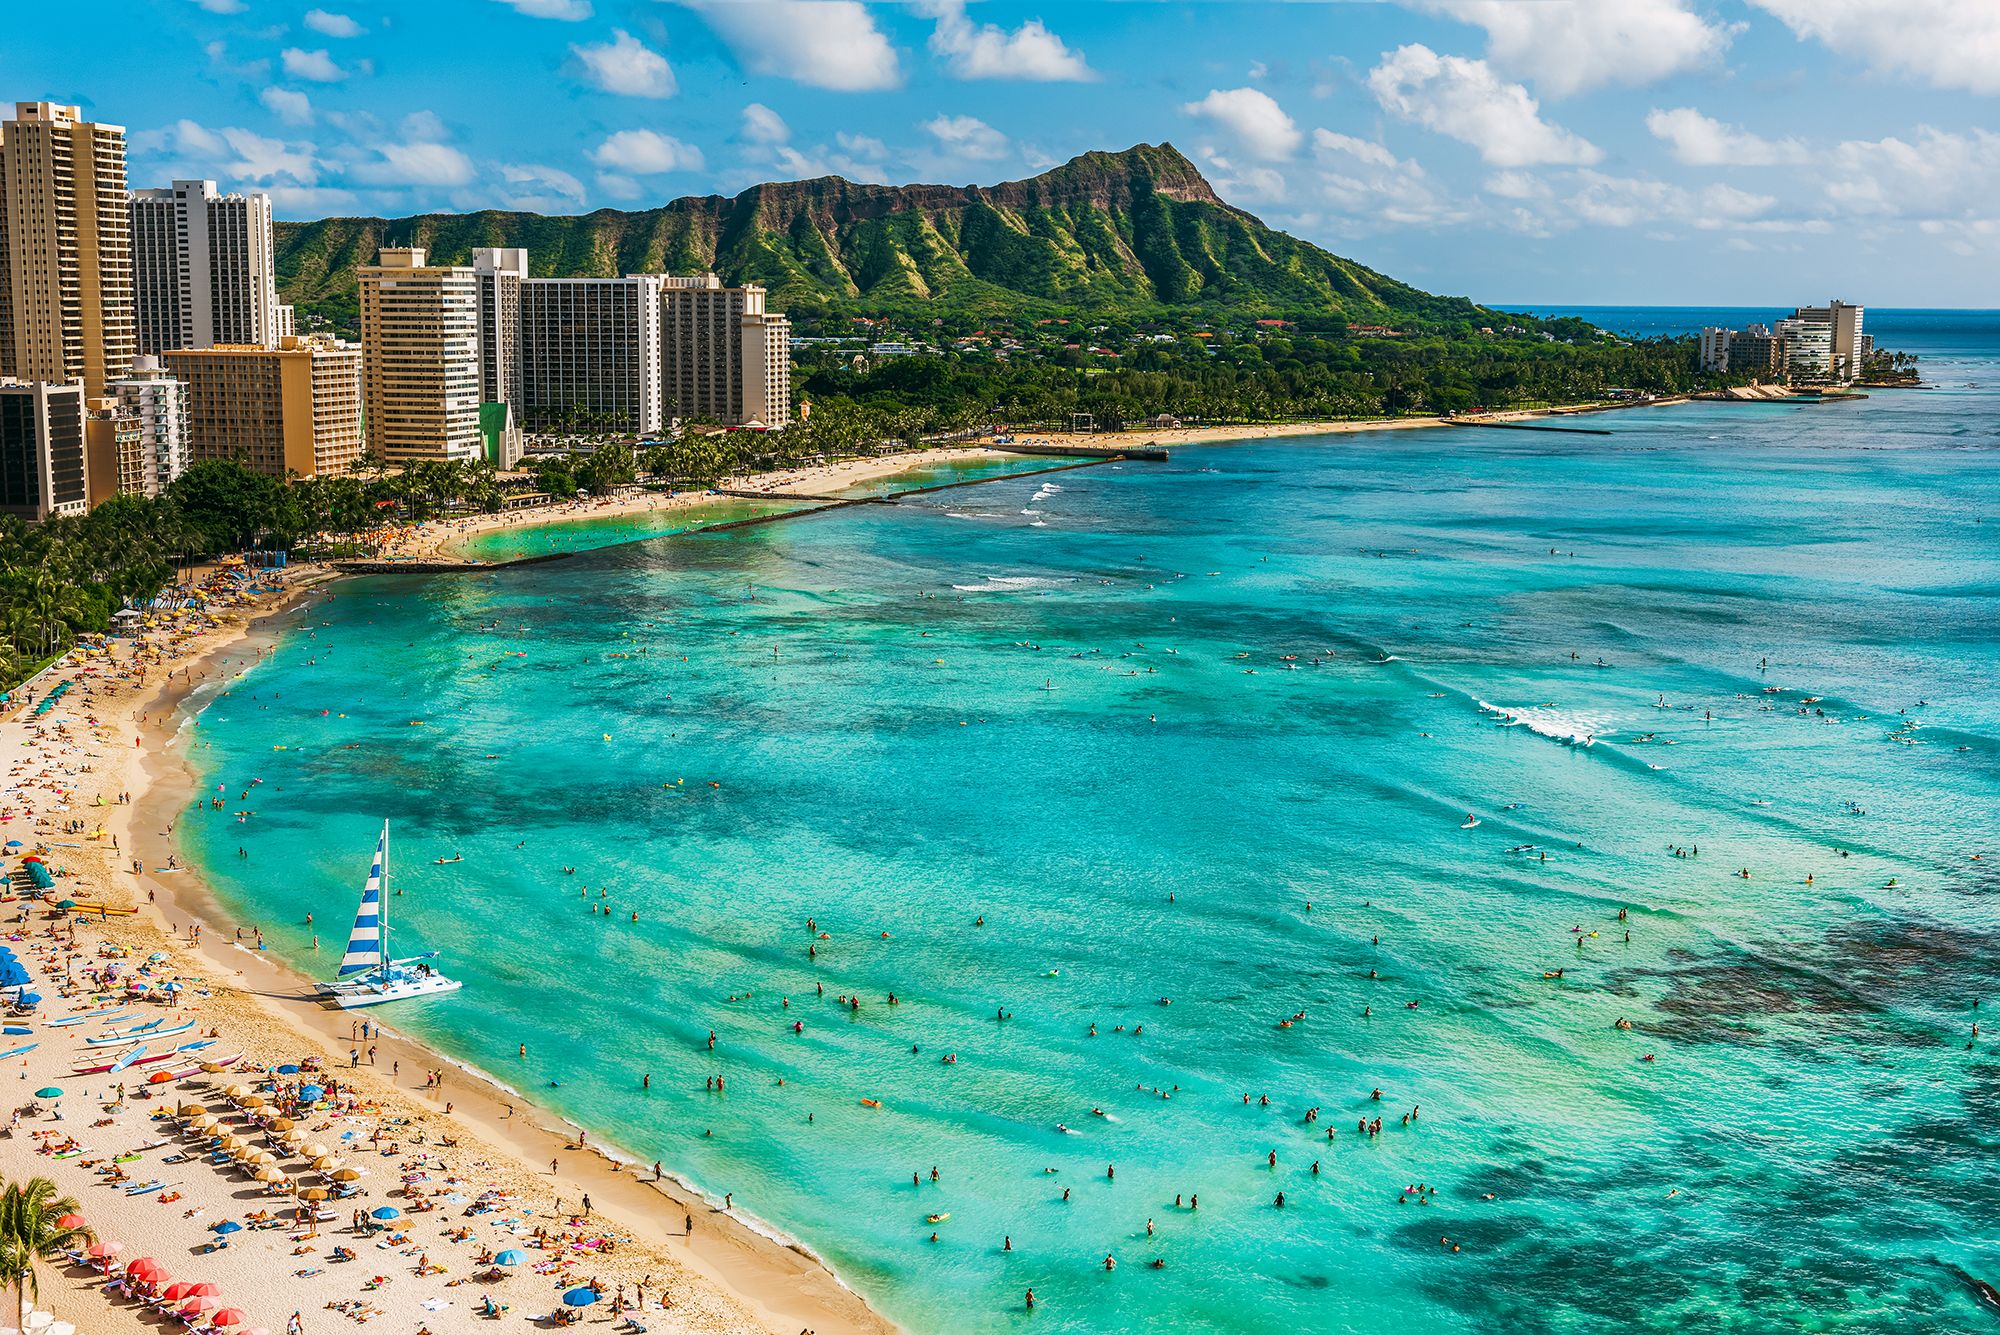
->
316, 974, 463, 1010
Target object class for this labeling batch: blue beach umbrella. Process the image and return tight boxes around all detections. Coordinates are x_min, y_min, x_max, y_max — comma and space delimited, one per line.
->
299, 1084, 325, 1100
17, 994, 38, 1006
4, 840, 21, 849
35, 1087, 62, 1099
276, 1064, 300, 1075
562, 1288, 598, 1307
370, 1206, 401, 1221
212, 1220, 242, 1235
492, 1250, 523, 1267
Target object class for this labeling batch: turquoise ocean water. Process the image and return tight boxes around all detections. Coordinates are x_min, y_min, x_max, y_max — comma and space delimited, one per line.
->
180, 311, 2000, 1333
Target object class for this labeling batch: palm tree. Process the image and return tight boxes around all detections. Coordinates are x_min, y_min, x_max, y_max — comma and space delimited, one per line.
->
0, 1176, 92, 1331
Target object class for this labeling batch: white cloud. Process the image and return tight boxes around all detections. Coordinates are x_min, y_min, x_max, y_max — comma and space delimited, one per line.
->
741, 103, 790, 144
919, 0, 1093, 82
596, 173, 643, 201
1482, 170, 1548, 201
1311, 130, 1397, 170
1410, 0, 1732, 96
571, 29, 676, 98
303, 9, 365, 38
1197, 152, 1289, 204
1825, 127, 2000, 222
1645, 108, 1807, 167
1181, 87, 1302, 161
685, 0, 900, 92
187, 0, 246, 12
282, 48, 352, 82
498, 162, 587, 210
265, 185, 360, 214
204, 40, 271, 82
1308, 130, 1465, 226
350, 142, 477, 188
260, 87, 315, 126
922, 114, 1009, 162
399, 111, 449, 142
837, 131, 887, 160
1748, 0, 2000, 95
1368, 45, 1600, 167
138, 120, 321, 186
492, 0, 592, 18
588, 128, 705, 174
1560, 171, 1774, 229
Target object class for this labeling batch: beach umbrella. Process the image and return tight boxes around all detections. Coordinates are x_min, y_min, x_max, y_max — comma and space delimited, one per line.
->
146, 1070, 176, 1085
299, 1142, 328, 1159
176, 1103, 206, 1117
218, 1134, 246, 1150
562, 1288, 599, 1307
86, 1240, 122, 1259
212, 1222, 242, 1236
179, 1296, 219, 1316
331, 1168, 360, 1182
223, 1084, 250, 1098
34, 1087, 61, 1099
493, 1250, 524, 1267
237, 1094, 265, 1108
163, 1282, 194, 1301
268, 1117, 294, 1131
185, 1282, 221, 1297
299, 1084, 325, 1100
370, 1206, 401, 1221
4, 841, 20, 849
255, 1167, 286, 1184
189, 1114, 218, 1130
199, 1062, 227, 1074
245, 1149, 276, 1165
276, 1064, 300, 1075
55, 1213, 84, 1230
125, 1258, 166, 1283
211, 1310, 249, 1328
311, 1156, 339, 1171
300, 1188, 327, 1202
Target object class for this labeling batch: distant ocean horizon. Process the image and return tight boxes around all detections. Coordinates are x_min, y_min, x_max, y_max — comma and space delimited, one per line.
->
179, 307, 2000, 1333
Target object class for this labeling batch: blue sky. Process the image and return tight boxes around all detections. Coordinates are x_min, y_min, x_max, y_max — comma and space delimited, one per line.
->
8, 1, 1998, 305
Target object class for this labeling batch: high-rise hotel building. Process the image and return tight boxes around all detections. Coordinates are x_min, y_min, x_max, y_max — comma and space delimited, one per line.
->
164, 335, 364, 479
473, 247, 664, 439
358, 247, 482, 463
658, 274, 790, 428
0, 378, 87, 520
130, 179, 282, 354
0, 102, 135, 399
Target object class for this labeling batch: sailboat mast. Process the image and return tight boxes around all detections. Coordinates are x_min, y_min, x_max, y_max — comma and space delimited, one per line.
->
378, 820, 391, 981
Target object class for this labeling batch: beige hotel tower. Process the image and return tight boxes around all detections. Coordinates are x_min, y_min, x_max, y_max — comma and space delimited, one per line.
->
0, 102, 135, 399
358, 247, 482, 463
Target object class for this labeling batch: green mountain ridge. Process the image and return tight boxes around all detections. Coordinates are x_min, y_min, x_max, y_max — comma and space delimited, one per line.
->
273, 143, 1490, 328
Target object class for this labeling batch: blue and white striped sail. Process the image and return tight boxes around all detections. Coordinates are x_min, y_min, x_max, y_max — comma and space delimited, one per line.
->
336, 824, 389, 978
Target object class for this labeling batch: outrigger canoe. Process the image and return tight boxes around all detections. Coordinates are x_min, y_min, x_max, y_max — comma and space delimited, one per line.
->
72, 1039, 214, 1076
85, 1019, 194, 1046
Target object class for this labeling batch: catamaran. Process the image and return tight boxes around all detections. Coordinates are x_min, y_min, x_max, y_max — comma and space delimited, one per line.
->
315, 822, 462, 1010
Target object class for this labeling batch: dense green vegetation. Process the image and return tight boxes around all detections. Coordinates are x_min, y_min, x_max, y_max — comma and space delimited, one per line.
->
797, 317, 1715, 429
273, 144, 1497, 333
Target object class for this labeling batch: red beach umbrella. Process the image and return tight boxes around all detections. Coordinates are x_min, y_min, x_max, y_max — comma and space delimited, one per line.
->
87, 1240, 122, 1258
126, 1258, 166, 1283
55, 1213, 85, 1230
163, 1282, 193, 1301
211, 1309, 250, 1328
180, 1296, 220, 1316
185, 1282, 221, 1298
